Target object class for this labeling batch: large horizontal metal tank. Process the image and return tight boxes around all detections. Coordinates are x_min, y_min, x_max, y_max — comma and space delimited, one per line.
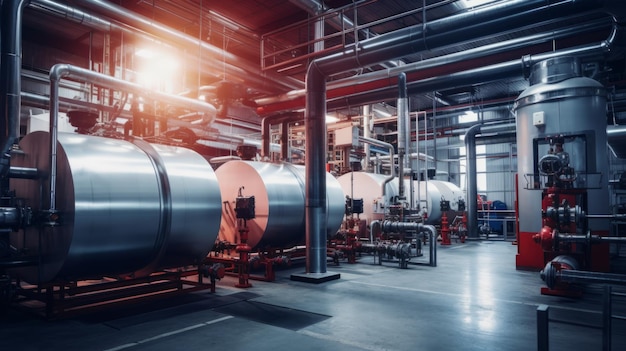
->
514, 57, 609, 235
215, 161, 345, 249
337, 172, 464, 225
10, 132, 222, 283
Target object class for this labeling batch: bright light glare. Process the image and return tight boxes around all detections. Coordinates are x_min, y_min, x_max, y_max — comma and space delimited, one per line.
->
462, 0, 496, 8
136, 51, 181, 92
135, 48, 155, 58
325, 115, 339, 124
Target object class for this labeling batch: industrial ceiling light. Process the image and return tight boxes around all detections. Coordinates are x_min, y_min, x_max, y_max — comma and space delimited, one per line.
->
134, 48, 155, 58
325, 115, 339, 124
462, 0, 497, 8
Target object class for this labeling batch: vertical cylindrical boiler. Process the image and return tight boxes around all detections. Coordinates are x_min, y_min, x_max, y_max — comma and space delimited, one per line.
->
9, 132, 222, 283
514, 57, 609, 242
215, 161, 345, 249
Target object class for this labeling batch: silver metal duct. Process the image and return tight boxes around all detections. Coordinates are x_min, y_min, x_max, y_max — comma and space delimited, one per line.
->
608, 125, 626, 158
0, 0, 28, 178
304, 0, 619, 274
30, 0, 303, 93
257, 16, 608, 112
329, 29, 622, 110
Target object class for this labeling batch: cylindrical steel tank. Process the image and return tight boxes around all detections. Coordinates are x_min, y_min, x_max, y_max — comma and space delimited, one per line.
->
9, 131, 222, 283
215, 161, 345, 249
337, 172, 464, 225
514, 56, 609, 235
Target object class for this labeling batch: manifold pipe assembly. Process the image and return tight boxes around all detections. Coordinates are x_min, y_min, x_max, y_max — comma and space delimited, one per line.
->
370, 220, 437, 267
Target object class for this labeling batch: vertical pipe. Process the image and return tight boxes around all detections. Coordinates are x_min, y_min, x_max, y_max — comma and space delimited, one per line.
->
0, 0, 29, 178
423, 224, 437, 267
363, 105, 371, 170
465, 124, 482, 239
424, 111, 429, 214
416, 113, 421, 210
397, 73, 408, 199
305, 65, 328, 274
281, 121, 289, 161
48, 64, 70, 212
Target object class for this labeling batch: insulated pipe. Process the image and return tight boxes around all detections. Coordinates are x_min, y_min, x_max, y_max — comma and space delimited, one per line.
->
257, 17, 610, 114
464, 124, 482, 240
607, 125, 626, 158
326, 33, 621, 110
48, 63, 218, 211
362, 105, 372, 170
0, 0, 29, 178
397, 73, 408, 200
30, 0, 302, 93
8, 166, 39, 179
304, 0, 617, 274
358, 136, 395, 198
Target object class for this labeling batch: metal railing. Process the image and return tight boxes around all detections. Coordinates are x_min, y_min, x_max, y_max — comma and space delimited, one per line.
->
260, 0, 454, 73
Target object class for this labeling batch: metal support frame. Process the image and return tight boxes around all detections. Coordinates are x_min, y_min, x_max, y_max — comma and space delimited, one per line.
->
14, 268, 218, 319
536, 286, 626, 351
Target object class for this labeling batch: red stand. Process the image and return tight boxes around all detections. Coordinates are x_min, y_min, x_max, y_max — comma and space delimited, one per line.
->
441, 212, 451, 246
235, 220, 252, 288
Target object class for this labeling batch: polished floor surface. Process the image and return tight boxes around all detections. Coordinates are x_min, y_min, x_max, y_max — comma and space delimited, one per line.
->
2, 241, 626, 351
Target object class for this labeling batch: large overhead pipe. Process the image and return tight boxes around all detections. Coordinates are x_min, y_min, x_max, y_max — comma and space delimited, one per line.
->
326, 29, 623, 110
48, 63, 218, 212
257, 16, 610, 114
30, 0, 302, 93
303, 0, 621, 275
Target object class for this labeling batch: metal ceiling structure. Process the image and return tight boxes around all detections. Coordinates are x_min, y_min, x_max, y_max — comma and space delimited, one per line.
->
15, 0, 625, 121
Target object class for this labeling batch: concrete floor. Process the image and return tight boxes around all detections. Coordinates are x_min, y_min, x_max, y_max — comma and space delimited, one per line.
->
2, 241, 626, 351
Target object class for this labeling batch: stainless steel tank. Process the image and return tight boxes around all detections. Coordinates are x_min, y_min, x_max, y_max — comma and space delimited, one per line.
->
514, 56, 609, 235
337, 172, 464, 224
10, 131, 222, 283
215, 161, 345, 249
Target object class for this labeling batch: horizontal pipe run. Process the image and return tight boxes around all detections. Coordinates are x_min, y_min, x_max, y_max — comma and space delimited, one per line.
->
8, 167, 40, 179
558, 269, 626, 286
48, 63, 218, 212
